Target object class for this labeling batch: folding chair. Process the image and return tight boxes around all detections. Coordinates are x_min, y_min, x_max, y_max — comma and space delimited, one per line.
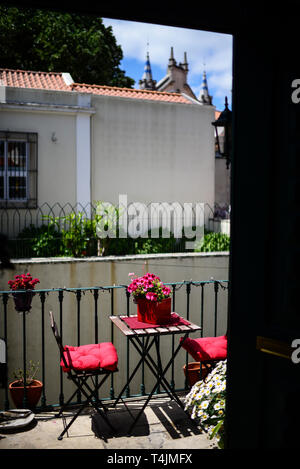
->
181, 334, 227, 383
49, 311, 119, 440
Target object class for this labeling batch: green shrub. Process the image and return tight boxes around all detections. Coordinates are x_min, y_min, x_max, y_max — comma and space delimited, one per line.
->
45, 212, 96, 257
194, 232, 230, 252
17, 224, 62, 257
15, 215, 230, 258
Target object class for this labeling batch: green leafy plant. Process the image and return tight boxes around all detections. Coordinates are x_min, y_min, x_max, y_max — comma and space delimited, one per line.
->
94, 201, 124, 256
184, 359, 226, 448
31, 225, 62, 257
194, 232, 230, 252
15, 212, 230, 258
12, 360, 40, 386
17, 224, 62, 257
134, 237, 177, 255
44, 212, 96, 257
41, 202, 124, 257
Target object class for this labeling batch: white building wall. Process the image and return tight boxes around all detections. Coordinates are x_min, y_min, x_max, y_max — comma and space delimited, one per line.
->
0, 91, 78, 207
76, 113, 91, 211
91, 95, 215, 207
215, 156, 231, 206
1, 86, 215, 237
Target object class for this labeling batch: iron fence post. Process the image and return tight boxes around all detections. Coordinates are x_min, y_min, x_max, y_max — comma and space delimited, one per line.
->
58, 289, 64, 407
2, 293, 9, 410
110, 288, 115, 400
126, 289, 131, 398
22, 310, 28, 408
40, 291, 47, 408
214, 281, 219, 336
184, 282, 192, 390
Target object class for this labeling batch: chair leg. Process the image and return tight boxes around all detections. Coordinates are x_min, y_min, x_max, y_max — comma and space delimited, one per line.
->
81, 375, 110, 414
58, 403, 87, 440
56, 387, 79, 418
56, 372, 115, 439
82, 376, 116, 433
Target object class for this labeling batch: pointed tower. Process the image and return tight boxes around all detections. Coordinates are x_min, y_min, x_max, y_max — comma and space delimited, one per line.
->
199, 70, 213, 105
156, 48, 197, 100
182, 52, 188, 72
167, 46, 177, 70
139, 52, 156, 90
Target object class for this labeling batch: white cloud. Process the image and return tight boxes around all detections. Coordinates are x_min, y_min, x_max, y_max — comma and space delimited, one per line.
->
103, 18, 231, 69
102, 18, 232, 108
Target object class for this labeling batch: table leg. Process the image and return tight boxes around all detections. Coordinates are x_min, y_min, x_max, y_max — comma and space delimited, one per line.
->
113, 335, 155, 407
129, 336, 175, 402
128, 333, 189, 434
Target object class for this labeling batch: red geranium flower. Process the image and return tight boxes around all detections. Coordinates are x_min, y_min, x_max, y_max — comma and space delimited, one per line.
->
8, 273, 40, 291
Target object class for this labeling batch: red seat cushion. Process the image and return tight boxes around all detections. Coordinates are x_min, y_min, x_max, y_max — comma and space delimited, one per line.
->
181, 335, 227, 362
60, 342, 118, 372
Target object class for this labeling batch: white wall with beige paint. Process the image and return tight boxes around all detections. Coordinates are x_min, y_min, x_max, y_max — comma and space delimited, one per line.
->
0, 87, 79, 207
215, 156, 230, 206
91, 95, 215, 207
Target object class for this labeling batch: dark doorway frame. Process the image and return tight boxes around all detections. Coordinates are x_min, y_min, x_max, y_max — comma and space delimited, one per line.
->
2, 1, 300, 448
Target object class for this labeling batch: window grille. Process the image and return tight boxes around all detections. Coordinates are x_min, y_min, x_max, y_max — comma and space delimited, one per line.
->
0, 131, 37, 208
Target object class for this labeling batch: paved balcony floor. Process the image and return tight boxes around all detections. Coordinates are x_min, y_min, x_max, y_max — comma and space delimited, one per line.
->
0, 394, 218, 450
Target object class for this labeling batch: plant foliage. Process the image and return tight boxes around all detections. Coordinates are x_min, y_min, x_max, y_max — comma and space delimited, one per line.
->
0, 6, 135, 88
194, 232, 230, 252
15, 211, 230, 258
12, 360, 40, 386
184, 359, 227, 448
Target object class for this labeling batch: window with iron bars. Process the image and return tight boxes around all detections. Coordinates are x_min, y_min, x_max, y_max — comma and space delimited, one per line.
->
0, 131, 37, 208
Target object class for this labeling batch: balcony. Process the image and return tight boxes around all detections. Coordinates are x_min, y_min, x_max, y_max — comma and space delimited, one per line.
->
0, 278, 228, 449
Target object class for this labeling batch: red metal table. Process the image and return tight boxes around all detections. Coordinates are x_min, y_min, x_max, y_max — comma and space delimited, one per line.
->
110, 313, 201, 433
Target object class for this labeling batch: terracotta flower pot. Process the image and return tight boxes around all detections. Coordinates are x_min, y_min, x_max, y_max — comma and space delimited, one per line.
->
12, 291, 34, 313
183, 362, 212, 387
9, 379, 43, 409
136, 297, 171, 324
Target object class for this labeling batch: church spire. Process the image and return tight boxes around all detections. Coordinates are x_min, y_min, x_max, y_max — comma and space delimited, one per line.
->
139, 49, 156, 90
168, 46, 176, 70
182, 51, 188, 72
199, 69, 213, 105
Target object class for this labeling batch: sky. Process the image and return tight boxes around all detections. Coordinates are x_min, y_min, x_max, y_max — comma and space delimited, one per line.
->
102, 18, 233, 112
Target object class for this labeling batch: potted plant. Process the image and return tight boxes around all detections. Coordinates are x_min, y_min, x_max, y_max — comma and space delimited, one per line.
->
9, 360, 43, 409
184, 359, 226, 448
8, 273, 40, 312
183, 361, 212, 387
127, 272, 172, 324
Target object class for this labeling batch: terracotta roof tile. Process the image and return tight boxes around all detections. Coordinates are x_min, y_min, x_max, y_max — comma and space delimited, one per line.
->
71, 83, 193, 104
0, 68, 71, 91
0, 68, 194, 104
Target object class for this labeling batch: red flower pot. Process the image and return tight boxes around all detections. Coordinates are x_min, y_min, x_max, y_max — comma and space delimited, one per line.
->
136, 297, 172, 324
9, 379, 43, 409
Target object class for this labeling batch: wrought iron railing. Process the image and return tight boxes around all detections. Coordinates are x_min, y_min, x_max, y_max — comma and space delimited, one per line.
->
0, 279, 228, 411
0, 201, 230, 258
